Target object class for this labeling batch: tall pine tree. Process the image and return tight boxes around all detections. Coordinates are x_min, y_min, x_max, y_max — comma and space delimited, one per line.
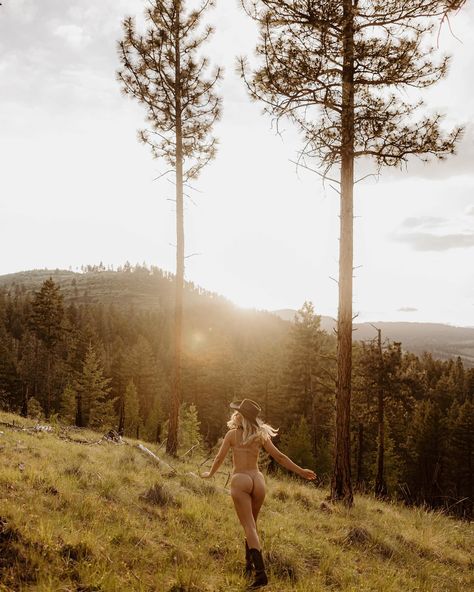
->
29, 278, 64, 416
118, 0, 222, 455
240, 0, 462, 505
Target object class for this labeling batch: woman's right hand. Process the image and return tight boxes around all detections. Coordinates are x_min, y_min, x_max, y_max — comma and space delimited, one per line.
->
300, 468, 317, 481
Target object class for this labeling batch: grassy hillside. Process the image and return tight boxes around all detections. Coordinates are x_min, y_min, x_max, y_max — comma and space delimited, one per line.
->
1, 412, 472, 592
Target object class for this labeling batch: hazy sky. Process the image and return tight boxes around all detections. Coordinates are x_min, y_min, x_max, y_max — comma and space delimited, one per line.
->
0, 1, 473, 326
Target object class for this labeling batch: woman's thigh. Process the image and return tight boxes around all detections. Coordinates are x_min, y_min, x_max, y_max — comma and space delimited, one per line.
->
251, 472, 266, 519
230, 473, 255, 527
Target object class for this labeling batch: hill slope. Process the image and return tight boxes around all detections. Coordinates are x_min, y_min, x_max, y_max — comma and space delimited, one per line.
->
1, 269, 474, 365
273, 309, 474, 367
0, 411, 472, 592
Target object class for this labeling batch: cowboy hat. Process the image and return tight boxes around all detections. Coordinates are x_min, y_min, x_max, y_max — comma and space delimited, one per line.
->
230, 399, 261, 426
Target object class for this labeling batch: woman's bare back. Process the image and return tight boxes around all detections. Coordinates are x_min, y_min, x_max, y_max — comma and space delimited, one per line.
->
231, 428, 262, 474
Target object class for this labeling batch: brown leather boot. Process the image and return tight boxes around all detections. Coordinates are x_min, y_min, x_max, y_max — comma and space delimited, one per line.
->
248, 548, 268, 589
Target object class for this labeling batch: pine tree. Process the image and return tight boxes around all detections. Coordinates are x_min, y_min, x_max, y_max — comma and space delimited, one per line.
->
144, 394, 163, 442
27, 397, 44, 421
29, 278, 64, 416
447, 400, 473, 517
406, 399, 446, 506
118, 0, 222, 455
75, 344, 112, 428
241, 0, 462, 506
124, 380, 140, 438
280, 417, 315, 471
286, 302, 335, 466
178, 403, 202, 452
59, 384, 77, 425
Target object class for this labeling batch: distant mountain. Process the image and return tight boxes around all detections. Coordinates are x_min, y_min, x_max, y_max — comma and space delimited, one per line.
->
1, 270, 473, 367
272, 309, 474, 367
0, 268, 288, 343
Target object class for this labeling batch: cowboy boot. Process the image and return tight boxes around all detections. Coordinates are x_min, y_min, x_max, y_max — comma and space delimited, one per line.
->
249, 548, 268, 589
244, 540, 253, 577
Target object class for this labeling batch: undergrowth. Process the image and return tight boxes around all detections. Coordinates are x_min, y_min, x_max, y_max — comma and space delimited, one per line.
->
0, 410, 472, 592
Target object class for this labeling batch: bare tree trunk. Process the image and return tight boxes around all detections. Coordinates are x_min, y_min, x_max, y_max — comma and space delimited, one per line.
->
331, 0, 354, 506
310, 372, 318, 461
167, 13, 184, 457
374, 328, 387, 497
356, 421, 364, 490
76, 392, 84, 427
45, 349, 52, 418
118, 394, 125, 436
21, 384, 29, 418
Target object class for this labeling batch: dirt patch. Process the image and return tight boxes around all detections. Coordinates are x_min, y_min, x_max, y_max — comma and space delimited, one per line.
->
139, 482, 181, 508
0, 516, 38, 587
342, 526, 395, 559
167, 584, 204, 592
61, 542, 94, 563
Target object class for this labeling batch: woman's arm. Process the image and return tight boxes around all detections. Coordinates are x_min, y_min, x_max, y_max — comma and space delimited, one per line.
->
201, 430, 234, 478
263, 438, 316, 480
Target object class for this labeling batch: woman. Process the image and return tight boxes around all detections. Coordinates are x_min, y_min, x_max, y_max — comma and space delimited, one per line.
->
201, 399, 316, 589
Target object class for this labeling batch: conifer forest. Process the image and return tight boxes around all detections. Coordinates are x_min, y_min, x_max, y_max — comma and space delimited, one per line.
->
0, 0, 473, 540
0, 268, 472, 519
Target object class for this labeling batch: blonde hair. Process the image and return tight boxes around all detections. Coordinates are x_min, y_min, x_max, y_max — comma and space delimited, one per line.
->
227, 411, 278, 445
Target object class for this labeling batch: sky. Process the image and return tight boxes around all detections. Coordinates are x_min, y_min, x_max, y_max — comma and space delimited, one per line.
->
0, 0, 473, 327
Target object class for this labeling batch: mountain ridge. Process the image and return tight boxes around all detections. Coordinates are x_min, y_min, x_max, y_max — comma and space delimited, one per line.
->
1, 268, 473, 366
272, 309, 474, 366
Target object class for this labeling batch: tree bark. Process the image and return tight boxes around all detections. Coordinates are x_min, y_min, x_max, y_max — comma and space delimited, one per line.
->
356, 421, 364, 490
374, 328, 387, 497
118, 395, 125, 436
331, 0, 354, 507
76, 392, 84, 428
45, 349, 52, 418
167, 10, 184, 456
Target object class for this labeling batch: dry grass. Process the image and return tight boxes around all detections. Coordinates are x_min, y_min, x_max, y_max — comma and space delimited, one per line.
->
0, 410, 473, 592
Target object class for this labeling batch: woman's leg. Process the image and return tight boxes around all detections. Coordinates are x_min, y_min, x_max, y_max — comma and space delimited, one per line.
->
251, 472, 266, 524
231, 473, 260, 550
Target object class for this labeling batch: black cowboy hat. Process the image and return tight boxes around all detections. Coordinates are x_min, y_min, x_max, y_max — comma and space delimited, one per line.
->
230, 399, 261, 426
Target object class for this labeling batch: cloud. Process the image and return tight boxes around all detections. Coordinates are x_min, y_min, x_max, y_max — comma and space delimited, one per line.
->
402, 216, 446, 229
0, 0, 132, 111
397, 307, 418, 312
54, 24, 91, 50
394, 231, 474, 251
466, 206, 474, 216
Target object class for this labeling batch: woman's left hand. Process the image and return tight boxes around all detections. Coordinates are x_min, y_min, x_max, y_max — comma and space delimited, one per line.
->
201, 471, 212, 479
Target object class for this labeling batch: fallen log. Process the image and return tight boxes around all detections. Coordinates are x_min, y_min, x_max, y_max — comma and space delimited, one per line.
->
136, 444, 177, 474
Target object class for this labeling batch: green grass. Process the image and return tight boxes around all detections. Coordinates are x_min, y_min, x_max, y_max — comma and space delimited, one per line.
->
0, 410, 473, 592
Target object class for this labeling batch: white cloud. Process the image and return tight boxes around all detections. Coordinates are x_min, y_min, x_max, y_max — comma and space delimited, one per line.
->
394, 231, 474, 251
54, 24, 91, 50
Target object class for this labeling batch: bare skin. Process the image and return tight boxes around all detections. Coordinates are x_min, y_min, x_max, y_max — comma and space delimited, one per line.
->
202, 416, 316, 551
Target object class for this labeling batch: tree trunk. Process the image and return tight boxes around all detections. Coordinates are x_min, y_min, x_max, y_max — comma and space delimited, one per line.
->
356, 422, 364, 490
21, 384, 29, 418
118, 395, 125, 436
331, 0, 354, 507
167, 12, 184, 456
310, 372, 318, 461
374, 328, 387, 497
76, 392, 84, 427
45, 349, 52, 418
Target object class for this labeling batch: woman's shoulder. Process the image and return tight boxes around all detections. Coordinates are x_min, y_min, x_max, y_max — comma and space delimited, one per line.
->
224, 428, 239, 445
